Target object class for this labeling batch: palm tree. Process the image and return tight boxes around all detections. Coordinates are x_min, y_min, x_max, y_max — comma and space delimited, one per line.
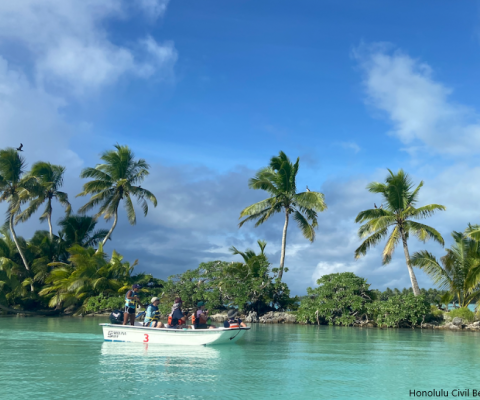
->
58, 214, 109, 248
40, 244, 137, 313
239, 151, 327, 281
230, 240, 267, 264
354, 169, 445, 296
17, 162, 71, 239
77, 144, 158, 246
411, 231, 480, 307
0, 148, 35, 271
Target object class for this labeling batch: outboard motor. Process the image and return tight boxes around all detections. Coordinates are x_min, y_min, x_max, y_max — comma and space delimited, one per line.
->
109, 309, 124, 324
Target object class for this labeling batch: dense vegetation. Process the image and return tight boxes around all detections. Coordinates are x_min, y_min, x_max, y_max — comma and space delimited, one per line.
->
298, 272, 432, 327
0, 145, 160, 314
157, 241, 296, 315
0, 147, 478, 322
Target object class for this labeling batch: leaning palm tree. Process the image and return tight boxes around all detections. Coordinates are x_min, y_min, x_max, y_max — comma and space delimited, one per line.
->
411, 231, 480, 307
17, 162, 71, 239
77, 144, 158, 246
355, 169, 445, 296
0, 148, 35, 271
239, 151, 327, 281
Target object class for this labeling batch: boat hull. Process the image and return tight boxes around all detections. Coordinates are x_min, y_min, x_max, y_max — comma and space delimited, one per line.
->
100, 323, 249, 346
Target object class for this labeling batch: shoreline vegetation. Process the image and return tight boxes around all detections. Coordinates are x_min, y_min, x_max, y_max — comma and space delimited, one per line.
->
1, 147, 479, 333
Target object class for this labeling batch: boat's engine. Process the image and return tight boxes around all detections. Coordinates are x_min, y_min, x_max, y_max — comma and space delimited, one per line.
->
109, 309, 124, 324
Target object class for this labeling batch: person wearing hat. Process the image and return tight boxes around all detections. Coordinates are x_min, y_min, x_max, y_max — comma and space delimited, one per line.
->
123, 284, 141, 326
194, 301, 216, 329
167, 297, 188, 328
224, 309, 246, 329
144, 297, 164, 328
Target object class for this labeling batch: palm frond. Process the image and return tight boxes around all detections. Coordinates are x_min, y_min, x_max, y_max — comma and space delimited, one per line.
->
354, 228, 389, 260
294, 191, 327, 212
406, 204, 446, 219
292, 210, 315, 242
410, 250, 452, 290
405, 221, 445, 246
355, 208, 392, 223
382, 225, 401, 264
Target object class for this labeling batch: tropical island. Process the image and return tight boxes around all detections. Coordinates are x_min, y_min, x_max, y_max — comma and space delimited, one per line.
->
1, 145, 479, 331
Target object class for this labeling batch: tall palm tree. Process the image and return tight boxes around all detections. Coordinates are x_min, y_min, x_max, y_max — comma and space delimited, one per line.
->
239, 151, 327, 281
0, 148, 35, 271
58, 214, 109, 248
77, 144, 158, 246
411, 231, 480, 307
17, 162, 71, 239
355, 169, 445, 296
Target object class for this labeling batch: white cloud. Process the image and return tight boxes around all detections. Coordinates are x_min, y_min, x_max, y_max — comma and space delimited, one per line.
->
0, 56, 82, 167
338, 141, 361, 153
355, 44, 480, 155
136, 0, 170, 20
0, 0, 177, 95
312, 261, 360, 284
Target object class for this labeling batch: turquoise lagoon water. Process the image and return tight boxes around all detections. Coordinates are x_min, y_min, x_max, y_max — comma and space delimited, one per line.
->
1, 317, 480, 400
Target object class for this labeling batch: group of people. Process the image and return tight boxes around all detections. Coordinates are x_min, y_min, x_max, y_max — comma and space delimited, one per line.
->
122, 284, 246, 330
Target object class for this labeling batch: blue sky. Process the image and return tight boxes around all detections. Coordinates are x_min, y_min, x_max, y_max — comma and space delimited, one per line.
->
1, 0, 480, 294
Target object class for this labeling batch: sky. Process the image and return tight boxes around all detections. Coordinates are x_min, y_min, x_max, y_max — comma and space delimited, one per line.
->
1, 0, 480, 295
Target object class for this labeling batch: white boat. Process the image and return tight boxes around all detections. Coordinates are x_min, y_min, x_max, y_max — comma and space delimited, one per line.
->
100, 323, 250, 346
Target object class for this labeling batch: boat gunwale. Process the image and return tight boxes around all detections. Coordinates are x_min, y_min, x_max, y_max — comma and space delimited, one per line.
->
100, 323, 250, 334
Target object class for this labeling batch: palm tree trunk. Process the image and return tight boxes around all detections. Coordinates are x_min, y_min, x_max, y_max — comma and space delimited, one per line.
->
9, 213, 30, 271
399, 226, 421, 296
47, 202, 53, 240
278, 209, 290, 281
102, 207, 118, 246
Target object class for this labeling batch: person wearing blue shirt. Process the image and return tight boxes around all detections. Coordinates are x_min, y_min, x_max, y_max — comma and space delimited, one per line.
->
123, 284, 141, 326
144, 297, 164, 328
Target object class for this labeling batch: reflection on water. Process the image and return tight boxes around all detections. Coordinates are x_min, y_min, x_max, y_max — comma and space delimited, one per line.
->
100, 342, 224, 386
1, 317, 480, 399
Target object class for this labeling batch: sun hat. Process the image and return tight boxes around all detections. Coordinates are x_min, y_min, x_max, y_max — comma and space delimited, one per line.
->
151, 297, 159, 303
227, 309, 238, 319
197, 301, 205, 307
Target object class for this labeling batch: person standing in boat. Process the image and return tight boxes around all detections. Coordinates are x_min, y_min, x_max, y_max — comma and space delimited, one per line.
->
224, 309, 246, 328
123, 284, 141, 326
167, 297, 187, 328
144, 297, 165, 328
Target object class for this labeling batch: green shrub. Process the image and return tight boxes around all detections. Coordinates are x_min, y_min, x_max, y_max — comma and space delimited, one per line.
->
84, 294, 123, 314
448, 307, 475, 323
297, 272, 375, 326
367, 294, 430, 327
425, 305, 444, 323
429, 305, 444, 317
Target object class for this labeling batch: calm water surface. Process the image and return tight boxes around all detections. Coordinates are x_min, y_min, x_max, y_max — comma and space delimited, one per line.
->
1, 317, 479, 399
